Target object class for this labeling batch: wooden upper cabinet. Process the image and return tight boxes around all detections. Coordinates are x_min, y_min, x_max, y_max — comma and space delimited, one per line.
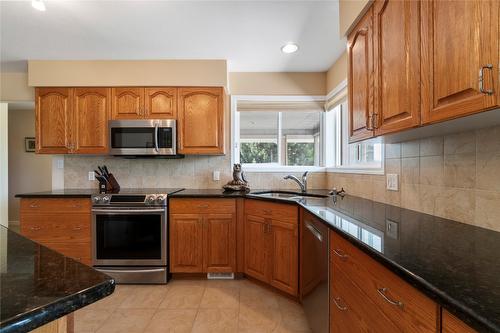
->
348, 7, 374, 143
111, 87, 144, 119
144, 87, 177, 119
178, 87, 225, 155
73, 87, 111, 154
373, 0, 420, 135
421, 0, 499, 124
35, 88, 72, 154
442, 310, 477, 333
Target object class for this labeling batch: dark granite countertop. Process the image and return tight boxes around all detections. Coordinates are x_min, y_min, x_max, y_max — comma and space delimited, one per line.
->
14, 188, 500, 332
0, 226, 115, 333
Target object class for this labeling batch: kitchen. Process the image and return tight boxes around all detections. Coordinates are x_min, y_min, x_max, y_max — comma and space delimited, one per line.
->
0, 0, 499, 333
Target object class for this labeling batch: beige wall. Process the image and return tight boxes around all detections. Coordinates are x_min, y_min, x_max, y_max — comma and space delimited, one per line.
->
339, 0, 371, 36
0, 73, 34, 102
229, 72, 326, 96
327, 125, 500, 233
28, 60, 228, 88
326, 52, 347, 94
0, 103, 8, 227
8, 109, 52, 223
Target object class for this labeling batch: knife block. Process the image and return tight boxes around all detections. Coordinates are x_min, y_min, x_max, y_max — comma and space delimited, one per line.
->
98, 174, 120, 193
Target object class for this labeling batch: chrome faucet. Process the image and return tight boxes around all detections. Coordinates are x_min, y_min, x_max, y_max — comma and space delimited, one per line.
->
284, 171, 308, 193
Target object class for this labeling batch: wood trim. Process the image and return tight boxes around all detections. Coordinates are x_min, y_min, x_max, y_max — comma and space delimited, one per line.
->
236, 198, 245, 273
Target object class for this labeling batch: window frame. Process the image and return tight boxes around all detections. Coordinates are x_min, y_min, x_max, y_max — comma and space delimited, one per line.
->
231, 95, 326, 172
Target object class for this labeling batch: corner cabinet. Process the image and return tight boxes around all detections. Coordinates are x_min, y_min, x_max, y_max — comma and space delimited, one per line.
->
178, 87, 225, 155
35, 87, 111, 154
348, 7, 374, 142
169, 199, 236, 273
421, 0, 499, 124
244, 199, 299, 296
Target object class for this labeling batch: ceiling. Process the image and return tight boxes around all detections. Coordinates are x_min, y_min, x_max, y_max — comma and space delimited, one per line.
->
0, 0, 345, 73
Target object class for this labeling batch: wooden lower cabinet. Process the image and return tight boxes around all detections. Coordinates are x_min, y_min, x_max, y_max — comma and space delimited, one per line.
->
442, 310, 477, 333
169, 199, 236, 273
20, 198, 92, 266
243, 200, 299, 296
329, 230, 438, 332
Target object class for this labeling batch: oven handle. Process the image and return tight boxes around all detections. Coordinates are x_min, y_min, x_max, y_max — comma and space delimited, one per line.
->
96, 268, 166, 274
92, 209, 166, 214
154, 122, 159, 153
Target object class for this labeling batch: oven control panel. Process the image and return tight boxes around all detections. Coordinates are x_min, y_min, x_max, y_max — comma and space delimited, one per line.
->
91, 194, 168, 206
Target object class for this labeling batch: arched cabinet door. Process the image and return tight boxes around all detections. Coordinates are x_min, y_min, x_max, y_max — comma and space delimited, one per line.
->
73, 87, 111, 154
111, 87, 144, 119
348, 7, 374, 143
178, 87, 225, 155
35, 88, 72, 154
144, 87, 177, 119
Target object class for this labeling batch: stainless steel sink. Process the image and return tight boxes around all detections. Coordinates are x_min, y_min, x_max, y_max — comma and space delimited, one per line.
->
250, 191, 328, 200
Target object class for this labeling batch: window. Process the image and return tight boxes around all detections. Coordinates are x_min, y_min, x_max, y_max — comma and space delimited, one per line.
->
233, 96, 324, 170
325, 100, 384, 173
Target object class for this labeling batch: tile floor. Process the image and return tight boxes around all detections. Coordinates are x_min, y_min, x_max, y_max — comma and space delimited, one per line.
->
74, 279, 311, 333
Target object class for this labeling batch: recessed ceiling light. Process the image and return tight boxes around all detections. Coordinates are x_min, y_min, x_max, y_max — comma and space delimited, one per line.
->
32, 0, 46, 11
281, 43, 299, 54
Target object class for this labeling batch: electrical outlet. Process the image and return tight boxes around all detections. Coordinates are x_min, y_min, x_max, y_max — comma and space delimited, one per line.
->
386, 173, 399, 191
88, 171, 95, 181
213, 170, 220, 181
56, 159, 64, 169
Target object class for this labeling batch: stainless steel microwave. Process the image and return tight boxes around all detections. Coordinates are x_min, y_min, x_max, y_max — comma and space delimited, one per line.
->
109, 119, 176, 156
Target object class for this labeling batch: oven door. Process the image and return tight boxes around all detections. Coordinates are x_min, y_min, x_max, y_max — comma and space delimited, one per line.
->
92, 207, 167, 266
109, 119, 176, 155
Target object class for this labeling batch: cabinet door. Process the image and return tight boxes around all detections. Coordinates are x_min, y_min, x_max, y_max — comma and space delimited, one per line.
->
373, 0, 420, 135
111, 87, 144, 119
170, 214, 204, 272
442, 310, 477, 333
421, 0, 499, 124
244, 214, 269, 283
35, 88, 72, 154
203, 214, 236, 273
178, 87, 224, 154
73, 87, 111, 154
269, 219, 298, 296
144, 87, 177, 119
348, 8, 374, 143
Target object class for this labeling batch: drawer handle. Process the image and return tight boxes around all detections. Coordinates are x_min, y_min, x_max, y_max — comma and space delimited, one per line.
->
332, 248, 348, 261
197, 204, 209, 208
332, 297, 348, 311
377, 288, 404, 309
263, 209, 272, 214
73, 226, 82, 230
30, 226, 41, 231
479, 64, 494, 95
30, 203, 39, 208
71, 204, 82, 208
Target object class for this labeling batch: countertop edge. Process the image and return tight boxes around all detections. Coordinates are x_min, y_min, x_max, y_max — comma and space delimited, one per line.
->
0, 279, 115, 333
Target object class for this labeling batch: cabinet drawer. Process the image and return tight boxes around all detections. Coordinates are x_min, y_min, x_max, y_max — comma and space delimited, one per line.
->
244, 199, 298, 224
331, 262, 400, 333
330, 231, 437, 332
43, 242, 91, 265
170, 198, 236, 214
21, 198, 91, 214
21, 214, 91, 243
442, 310, 477, 333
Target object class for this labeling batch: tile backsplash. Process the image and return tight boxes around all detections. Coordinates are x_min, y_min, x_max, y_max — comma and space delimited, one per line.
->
327, 125, 500, 232
64, 125, 500, 232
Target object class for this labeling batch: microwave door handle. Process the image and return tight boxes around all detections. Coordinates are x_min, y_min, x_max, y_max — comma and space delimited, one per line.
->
154, 123, 159, 153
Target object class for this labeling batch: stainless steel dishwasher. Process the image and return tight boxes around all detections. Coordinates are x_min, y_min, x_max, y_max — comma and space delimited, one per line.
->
300, 209, 329, 333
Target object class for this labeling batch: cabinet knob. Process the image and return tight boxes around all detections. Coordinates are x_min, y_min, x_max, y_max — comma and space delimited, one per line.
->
29, 203, 39, 208
30, 226, 41, 231
332, 248, 349, 261
479, 64, 494, 95
332, 297, 348, 311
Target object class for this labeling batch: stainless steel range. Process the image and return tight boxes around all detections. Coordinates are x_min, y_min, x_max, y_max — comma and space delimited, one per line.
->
91, 189, 183, 284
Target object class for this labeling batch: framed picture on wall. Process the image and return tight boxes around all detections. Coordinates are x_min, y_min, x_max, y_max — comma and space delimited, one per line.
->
25, 137, 36, 152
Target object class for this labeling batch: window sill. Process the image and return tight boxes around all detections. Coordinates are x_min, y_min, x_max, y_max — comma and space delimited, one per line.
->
325, 167, 384, 175
242, 165, 326, 173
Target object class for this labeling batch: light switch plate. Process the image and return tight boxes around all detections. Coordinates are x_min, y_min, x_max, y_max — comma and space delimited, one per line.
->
56, 159, 64, 169
88, 171, 95, 181
213, 170, 220, 181
386, 219, 399, 240
386, 173, 399, 191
